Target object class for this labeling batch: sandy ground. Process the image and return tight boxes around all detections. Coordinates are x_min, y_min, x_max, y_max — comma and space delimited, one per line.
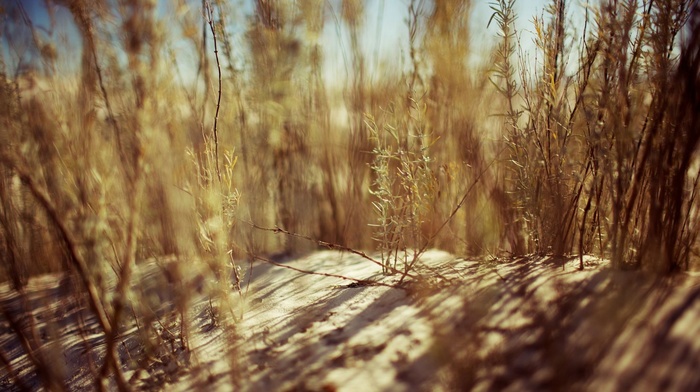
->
2, 250, 700, 391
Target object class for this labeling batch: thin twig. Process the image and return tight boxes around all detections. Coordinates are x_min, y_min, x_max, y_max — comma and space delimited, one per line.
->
205, 2, 223, 182
248, 252, 395, 288
419, 147, 506, 255
245, 220, 418, 279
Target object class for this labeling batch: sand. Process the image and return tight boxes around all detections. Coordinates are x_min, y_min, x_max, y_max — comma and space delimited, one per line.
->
2, 250, 700, 391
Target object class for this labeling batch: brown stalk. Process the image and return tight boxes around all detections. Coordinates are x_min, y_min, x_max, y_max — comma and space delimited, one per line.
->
0, 155, 112, 336
98, 164, 142, 392
205, 1, 223, 183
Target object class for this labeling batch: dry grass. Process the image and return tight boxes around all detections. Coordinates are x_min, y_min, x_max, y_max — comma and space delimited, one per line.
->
0, 0, 699, 390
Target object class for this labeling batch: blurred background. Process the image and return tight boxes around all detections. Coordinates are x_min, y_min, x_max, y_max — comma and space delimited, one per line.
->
1, 0, 699, 286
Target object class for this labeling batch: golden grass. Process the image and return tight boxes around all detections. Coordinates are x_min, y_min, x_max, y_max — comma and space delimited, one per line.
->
0, 0, 699, 389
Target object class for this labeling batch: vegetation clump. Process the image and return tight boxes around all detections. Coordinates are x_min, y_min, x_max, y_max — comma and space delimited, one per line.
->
0, 0, 699, 390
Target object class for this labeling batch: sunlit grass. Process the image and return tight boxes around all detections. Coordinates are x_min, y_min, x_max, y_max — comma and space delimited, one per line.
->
0, 0, 699, 390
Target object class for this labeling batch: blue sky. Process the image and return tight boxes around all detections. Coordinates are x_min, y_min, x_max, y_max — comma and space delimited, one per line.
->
1, 0, 81, 75
321, 0, 555, 83
3, 0, 556, 80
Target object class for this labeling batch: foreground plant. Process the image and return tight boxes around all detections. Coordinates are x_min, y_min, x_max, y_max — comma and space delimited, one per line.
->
367, 95, 435, 278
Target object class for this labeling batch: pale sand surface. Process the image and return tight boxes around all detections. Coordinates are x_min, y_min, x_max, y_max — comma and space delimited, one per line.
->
2, 250, 700, 391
